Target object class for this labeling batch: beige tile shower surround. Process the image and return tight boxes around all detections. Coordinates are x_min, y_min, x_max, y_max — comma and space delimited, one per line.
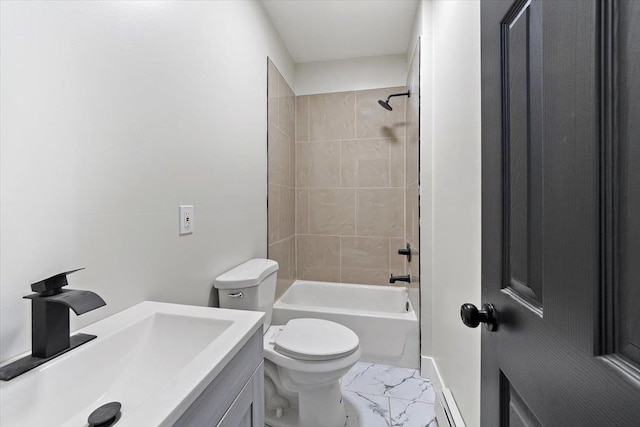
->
268, 59, 411, 290
405, 43, 420, 313
267, 59, 296, 298
295, 86, 409, 286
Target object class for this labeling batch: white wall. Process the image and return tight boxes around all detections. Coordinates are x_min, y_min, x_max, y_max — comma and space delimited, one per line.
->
415, 1, 482, 426
0, 0, 294, 363
294, 54, 407, 95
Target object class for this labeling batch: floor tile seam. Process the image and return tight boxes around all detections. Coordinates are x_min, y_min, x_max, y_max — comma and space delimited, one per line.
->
386, 395, 392, 427
340, 387, 436, 404
342, 387, 438, 406
387, 394, 437, 405
340, 386, 388, 399
341, 389, 392, 427
388, 398, 438, 427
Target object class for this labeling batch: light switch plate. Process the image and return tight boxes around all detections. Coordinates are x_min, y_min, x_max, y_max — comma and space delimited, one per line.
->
179, 205, 194, 235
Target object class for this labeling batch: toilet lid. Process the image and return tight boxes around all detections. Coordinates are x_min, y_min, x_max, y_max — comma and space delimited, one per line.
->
274, 318, 359, 361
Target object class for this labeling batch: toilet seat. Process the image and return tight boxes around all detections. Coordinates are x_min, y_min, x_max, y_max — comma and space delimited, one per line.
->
264, 320, 361, 373
274, 318, 359, 361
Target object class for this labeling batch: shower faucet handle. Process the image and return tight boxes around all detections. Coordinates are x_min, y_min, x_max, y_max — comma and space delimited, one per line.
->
397, 243, 412, 262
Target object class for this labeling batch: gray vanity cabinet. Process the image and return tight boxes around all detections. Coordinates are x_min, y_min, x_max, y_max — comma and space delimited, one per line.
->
217, 363, 264, 427
174, 329, 264, 427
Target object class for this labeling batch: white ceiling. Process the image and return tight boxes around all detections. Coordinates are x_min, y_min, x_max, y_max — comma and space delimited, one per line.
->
260, 0, 419, 63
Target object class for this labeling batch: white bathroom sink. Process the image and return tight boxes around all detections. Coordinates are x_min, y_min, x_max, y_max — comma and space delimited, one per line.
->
0, 301, 264, 427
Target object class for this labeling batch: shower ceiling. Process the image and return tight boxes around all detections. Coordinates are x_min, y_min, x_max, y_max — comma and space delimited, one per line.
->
260, 0, 419, 63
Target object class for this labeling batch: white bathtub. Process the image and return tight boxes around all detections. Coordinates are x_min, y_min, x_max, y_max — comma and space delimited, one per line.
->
272, 280, 419, 369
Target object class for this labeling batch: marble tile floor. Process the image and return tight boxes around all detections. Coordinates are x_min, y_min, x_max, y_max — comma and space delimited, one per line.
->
341, 362, 438, 427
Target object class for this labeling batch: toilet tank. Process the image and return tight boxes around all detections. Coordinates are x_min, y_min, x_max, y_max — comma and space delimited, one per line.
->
214, 259, 279, 330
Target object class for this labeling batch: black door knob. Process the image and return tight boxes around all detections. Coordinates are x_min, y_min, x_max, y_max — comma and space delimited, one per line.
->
460, 303, 497, 331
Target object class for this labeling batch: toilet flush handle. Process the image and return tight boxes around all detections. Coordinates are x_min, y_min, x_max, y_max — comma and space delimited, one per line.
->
228, 292, 243, 298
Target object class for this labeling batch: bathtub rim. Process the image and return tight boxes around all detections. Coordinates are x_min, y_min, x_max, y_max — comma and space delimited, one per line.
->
273, 280, 418, 321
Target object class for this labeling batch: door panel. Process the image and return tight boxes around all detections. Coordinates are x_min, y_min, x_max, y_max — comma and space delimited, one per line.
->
504, 374, 542, 427
617, 0, 640, 369
481, 0, 640, 425
541, 0, 599, 354
503, 0, 544, 308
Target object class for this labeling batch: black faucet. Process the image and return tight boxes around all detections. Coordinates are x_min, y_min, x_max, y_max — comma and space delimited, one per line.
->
0, 268, 106, 381
389, 274, 411, 284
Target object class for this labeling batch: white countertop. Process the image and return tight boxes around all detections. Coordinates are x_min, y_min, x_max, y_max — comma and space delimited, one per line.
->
0, 301, 264, 427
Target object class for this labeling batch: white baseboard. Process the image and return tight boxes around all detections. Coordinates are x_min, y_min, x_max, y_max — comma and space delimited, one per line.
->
421, 356, 466, 427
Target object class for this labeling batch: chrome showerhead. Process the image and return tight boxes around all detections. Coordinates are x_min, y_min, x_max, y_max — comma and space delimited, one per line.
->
377, 90, 411, 111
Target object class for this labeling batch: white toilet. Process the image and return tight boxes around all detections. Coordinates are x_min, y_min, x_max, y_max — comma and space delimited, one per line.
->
215, 258, 361, 427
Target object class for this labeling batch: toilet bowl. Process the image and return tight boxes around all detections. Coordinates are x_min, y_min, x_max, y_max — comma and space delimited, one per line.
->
215, 259, 361, 427
263, 319, 361, 427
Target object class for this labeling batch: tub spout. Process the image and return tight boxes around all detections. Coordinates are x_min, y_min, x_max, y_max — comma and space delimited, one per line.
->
389, 274, 411, 284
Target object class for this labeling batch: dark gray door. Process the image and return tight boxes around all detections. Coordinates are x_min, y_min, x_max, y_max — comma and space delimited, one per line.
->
479, 0, 640, 425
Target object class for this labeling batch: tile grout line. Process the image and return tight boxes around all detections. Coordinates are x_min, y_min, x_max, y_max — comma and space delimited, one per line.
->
388, 236, 392, 277
297, 136, 405, 144
353, 184, 358, 243
353, 90, 357, 143
351, 88, 357, 262
388, 135, 393, 278
277, 68, 281, 133
295, 233, 404, 239
295, 186, 406, 190
294, 97, 300, 281
269, 235, 295, 247
339, 235, 342, 283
